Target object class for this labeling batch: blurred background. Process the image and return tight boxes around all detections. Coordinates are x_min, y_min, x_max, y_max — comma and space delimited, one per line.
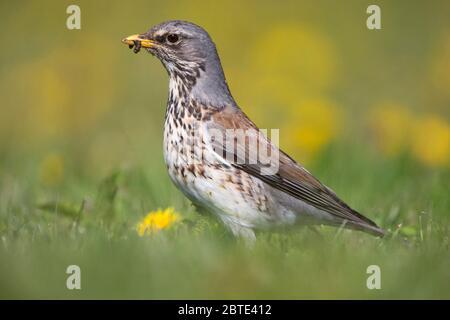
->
0, 0, 449, 299
1, 0, 449, 174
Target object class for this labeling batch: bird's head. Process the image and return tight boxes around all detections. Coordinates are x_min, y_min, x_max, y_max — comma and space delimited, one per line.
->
122, 20, 234, 107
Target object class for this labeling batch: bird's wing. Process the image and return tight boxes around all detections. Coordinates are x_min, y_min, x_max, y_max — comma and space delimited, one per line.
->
204, 105, 384, 235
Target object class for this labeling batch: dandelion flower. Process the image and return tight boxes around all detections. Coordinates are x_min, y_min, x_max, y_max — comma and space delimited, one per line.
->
369, 103, 415, 157
411, 115, 450, 167
136, 207, 180, 236
250, 23, 337, 102
285, 98, 342, 163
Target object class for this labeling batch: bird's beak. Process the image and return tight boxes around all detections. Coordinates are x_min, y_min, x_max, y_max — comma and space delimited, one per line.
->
121, 34, 154, 48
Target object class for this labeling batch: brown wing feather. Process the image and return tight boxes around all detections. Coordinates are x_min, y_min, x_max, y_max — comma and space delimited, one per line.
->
207, 105, 384, 234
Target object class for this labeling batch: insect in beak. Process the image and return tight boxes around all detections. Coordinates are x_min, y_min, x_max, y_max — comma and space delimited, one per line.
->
122, 34, 154, 54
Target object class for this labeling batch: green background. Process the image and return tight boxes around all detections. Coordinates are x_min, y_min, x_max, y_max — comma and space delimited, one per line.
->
0, 0, 449, 299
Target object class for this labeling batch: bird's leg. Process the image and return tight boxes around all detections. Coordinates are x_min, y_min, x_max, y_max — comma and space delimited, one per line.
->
227, 222, 256, 247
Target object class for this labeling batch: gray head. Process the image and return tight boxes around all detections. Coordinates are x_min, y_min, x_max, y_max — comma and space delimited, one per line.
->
122, 20, 235, 107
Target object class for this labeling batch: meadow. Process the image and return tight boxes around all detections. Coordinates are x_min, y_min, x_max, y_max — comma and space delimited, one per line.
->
0, 0, 449, 299
1, 141, 448, 299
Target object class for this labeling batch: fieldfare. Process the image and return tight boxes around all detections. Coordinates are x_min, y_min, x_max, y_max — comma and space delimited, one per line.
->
122, 20, 385, 240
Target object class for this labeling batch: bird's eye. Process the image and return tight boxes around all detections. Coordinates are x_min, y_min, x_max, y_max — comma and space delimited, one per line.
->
167, 34, 179, 43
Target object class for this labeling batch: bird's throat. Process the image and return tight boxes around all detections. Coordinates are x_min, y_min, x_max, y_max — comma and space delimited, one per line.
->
166, 58, 235, 110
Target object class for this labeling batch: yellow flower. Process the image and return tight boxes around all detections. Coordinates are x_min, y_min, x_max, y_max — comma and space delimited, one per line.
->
136, 208, 180, 236
39, 153, 64, 186
369, 103, 415, 157
231, 23, 337, 126
284, 98, 342, 163
369, 103, 450, 167
250, 23, 337, 102
411, 115, 450, 167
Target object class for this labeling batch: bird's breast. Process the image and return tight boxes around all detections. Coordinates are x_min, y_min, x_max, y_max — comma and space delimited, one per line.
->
161, 86, 280, 228
163, 92, 209, 197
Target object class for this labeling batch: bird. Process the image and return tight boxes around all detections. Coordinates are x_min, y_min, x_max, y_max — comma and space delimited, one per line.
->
122, 20, 385, 241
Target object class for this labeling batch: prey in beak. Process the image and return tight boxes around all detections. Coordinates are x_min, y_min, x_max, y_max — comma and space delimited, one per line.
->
121, 34, 154, 54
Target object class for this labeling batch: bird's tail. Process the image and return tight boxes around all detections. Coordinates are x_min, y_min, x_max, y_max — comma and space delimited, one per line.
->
336, 219, 386, 237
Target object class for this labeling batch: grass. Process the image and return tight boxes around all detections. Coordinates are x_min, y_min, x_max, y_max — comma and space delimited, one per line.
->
0, 143, 449, 299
